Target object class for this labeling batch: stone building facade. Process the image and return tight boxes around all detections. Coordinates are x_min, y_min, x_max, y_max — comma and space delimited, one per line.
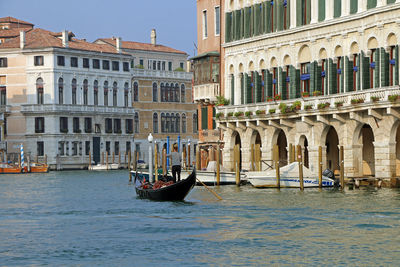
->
217, 0, 400, 180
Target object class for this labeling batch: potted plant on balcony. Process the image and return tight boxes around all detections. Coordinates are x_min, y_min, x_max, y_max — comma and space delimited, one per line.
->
267, 96, 273, 102
227, 112, 234, 117
313, 90, 321, 97
301, 91, 310, 98
274, 94, 281, 101
216, 112, 224, 119
370, 96, 380, 102
234, 111, 244, 117
279, 103, 290, 114
388, 94, 399, 102
304, 104, 313, 110
216, 95, 230, 106
335, 101, 344, 108
351, 98, 364, 104
245, 111, 252, 117
269, 108, 276, 114
317, 102, 330, 110
292, 100, 301, 111
255, 109, 266, 115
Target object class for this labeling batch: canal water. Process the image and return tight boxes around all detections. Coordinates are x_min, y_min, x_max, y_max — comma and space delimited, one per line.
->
1, 170, 400, 266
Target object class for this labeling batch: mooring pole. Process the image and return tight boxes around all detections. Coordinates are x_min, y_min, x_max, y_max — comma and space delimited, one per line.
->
154, 141, 158, 182
340, 145, 344, 190
89, 150, 92, 170
216, 143, 220, 186
297, 145, 304, 191
274, 144, 280, 189
318, 146, 322, 188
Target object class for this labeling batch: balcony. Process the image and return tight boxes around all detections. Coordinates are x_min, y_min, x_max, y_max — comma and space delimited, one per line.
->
216, 86, 400, 123
199, 129, 221, 143
193, 83, 220, 103
21, 104, 135, 115
132, 69, 192, 80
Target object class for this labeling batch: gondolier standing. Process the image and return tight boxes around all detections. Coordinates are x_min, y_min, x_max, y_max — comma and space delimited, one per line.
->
167, 143, 182, 183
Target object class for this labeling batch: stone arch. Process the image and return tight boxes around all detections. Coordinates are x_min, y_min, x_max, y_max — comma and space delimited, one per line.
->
271, 129, 288, 167
354, 123, 375, 176
270, 57, 278, 68
323, 126, 340, 172
334, 45, 343, 57
319, 48, 328, 59
389, 119, 400, 176
248, 61, 255, 72
298, 45, 311, 63
229, 64, 234, 75
387, 33, 397, 47
232, 131, 243, 170
367, 36, 379, 50
259, 59, 266, 70
238, 63, 244, 73
350, 41, 360, 55
229, 0, 234, 10
283, 54, 291, 66
298, 135, 309, 168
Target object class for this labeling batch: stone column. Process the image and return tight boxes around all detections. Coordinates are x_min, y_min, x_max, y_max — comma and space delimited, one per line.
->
342, 0, 350, 17
326, 0, 334, 20
290, 0, 297, 29
307, 146, 320, 174
358, 0, 367, 13
310, 0, 319, 24
345, 144, 362, 178
374, 141, 396, 178
376, 0, 384, 7
235, 74, 242, 105
227, 74, 232, 102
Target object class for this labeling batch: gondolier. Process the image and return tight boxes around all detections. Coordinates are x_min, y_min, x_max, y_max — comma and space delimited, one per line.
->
166, 143, 182, 183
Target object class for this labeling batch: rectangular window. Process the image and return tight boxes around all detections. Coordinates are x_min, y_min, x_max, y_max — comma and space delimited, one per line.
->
60, 117, 68, 133
103, 60, 110, 70
105, 118, 112, 133
93, 59, 100, 69
34, 56, 44, 66
139, 59, 144, 66
85, 141, 90, 156
180, 62, 184, 69
0, 57, 7, 67
123, 62, 129, 72
215, 6, 220, 35
84, 117, 92, 133
37, 141, 44, 156
112, 61, 119, 71
115, 142, 119, 155
57, 56, 65, 66
73, 117, 80, 133
203, 10, 208, 38
126, 141, 131, 152
58, 141, 65, 156
126, 119, 133, 134
72, 141, 78, 156
106, 141, 110, 155
83, 58, 90, 68
0, 85, 6, 105
71, 57, 78, 67
162, 61, 165, 70
35, 117, 45, 133
153, 61, 156, 70
168, 62, 172, 71
95, 123, 101, 133
113, 118, 121, 133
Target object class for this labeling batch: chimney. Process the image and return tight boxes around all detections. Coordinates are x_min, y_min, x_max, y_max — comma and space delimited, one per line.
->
62, 30, 68, 48
151, 29, 156, 45
20, 31, 25, 49
116, 37, 121, 53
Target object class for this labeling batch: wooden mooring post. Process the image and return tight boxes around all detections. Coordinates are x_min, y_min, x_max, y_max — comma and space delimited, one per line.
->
289, 144, 293, 163
297, 145, 304, 191
274, 144, 280, 189
255, 144, 261, 171
188, 143, 191, 169
89, 151, 92, 169
154, 143, 158, 182
216, 144, 220, 186
250, 144, 255, 171
162, 148, 166, 175
196, 148, 200, 170
118, 152, 121, 166
318, 146, 322, 188
128, 151, 132, 182
101, 152, 104, 165
340, 145, 345, 190
234, 144, 241, 186
112, 152, 115, 164
106, 152, 109, 170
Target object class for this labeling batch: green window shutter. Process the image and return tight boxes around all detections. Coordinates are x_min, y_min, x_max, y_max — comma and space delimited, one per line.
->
212, 107, 216, 129
278, 67, 283, 99
316, 64, 322, 93
245, 73, 251, 104
357, 53, 361, 90
240, 9, 244, 39
201, 107, 208, 130
285, 0, 290, 29
231, 74, 235, 105
361, 51, 370, 90
265, 70, 273, 98
367, 0, 377, 9
380, 48, 389, 87
244, 7, 251, 38
241, 74, 244, 104
289, 65, 300, 98
276, 0, 283, 31
255, 71, 263, 102
374, 49, 380, 88
310, 61, 316, 94
329, 58, 337, 94
295, 69, 301, 98
250, 5, 254, 37
306, 0, 311, 24
345, 56, 354, 92
334, 0, 341, 18
296, 0, 302, 26
350, 0, 358, 14
265, 1, 271, 33
280, 68, 288, 100
395, 45, 399, 85
273, 1, 278, 32
318, 0, 325, 21
225, 12, 231, 42
255, 4, 261, 36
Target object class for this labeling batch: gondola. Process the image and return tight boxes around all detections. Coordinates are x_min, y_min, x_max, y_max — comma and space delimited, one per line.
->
134, 169, 196, 201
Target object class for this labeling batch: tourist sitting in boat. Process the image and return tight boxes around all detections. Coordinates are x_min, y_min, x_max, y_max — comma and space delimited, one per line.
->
166, 143, 182, 183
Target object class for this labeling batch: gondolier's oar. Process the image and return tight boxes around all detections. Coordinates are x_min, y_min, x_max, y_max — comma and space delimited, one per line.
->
196, 178, 222, 200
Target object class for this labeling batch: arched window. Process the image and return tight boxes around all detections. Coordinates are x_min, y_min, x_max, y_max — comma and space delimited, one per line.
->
93, 80, 98, 106
133, 82, 138, 102
182, 113, 186, 133
153, 113, 158, 133
71, 78, 77, 105
161, 113, 165, 133
166, 113, 171, 133
104, 81, 109, 106
165, 83, 170, 102
36, 78, 44, 104
181, 84, 185, 103
113, 81, 118, 106
160, 83, 165, 102
193, 113, 198, 133
124, 82, 129, 107
83, 79, 88, 105
134, 112, 139, 133
58, 78, 63, 104
152, 82, 158, 102
176, 113, 180, 133
174, 83, 179, 102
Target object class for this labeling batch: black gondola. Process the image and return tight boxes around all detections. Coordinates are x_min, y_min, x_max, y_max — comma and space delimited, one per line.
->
134, 169, 196, 201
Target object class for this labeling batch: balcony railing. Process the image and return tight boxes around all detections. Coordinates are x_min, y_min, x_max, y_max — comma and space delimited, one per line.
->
217, 86, 400, 118
132, 69, 192, 80
193, 83, 220, 103
199, 129, 221, 143
21, 104, 135, 114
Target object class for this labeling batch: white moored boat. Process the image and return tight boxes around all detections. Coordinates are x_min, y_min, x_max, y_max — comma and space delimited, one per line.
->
247, 162, 335, 188
89, 163, 119, 171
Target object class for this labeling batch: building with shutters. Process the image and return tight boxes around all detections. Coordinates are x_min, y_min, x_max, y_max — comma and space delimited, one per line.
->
215, 0, 400, 182
0, 17, 197, 169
